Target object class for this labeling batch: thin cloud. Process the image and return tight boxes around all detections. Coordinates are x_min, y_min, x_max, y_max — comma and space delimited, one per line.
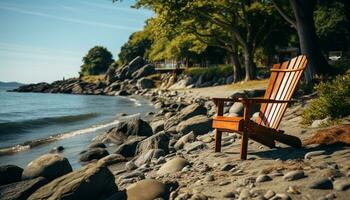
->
0, 4, 140, 31
82, 1, 152, 16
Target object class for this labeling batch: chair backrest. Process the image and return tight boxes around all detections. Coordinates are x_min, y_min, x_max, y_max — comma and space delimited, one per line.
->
256, 55, 308, 129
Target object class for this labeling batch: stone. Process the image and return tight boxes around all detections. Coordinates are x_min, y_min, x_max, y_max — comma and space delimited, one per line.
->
79, 148, 109, 162
28, 164, 117, 200
132, 64, 156, 79
239, 189, 250, 199
204, 175, 214, 182
223, 192, 235, 198
125, 161, 138, 171
0, 177, 48, 200
311, 117, 330, 128
164, 103, 207, 130
151, 120, 165, 133
89, 142, 106, 149
114, 137, 145, 157
309, 178, 333, 190
184, 141, 207, 153
126, 179, 169, 200
271, 193, 291, 200
174, 131, 196, 150
304, 150, 325, 160
220, 164, 235, 171
176, 115, 212, 135
135, 131, 170, 155
283, 170, 305, 181
137, 78, 155, 89
0, 165, 23, 186
22, 154, 72, 181
264, 190, 276, 199
157, 157, 189, 175
49, 146, 64, 153
104, 118, 153, 144
116, 90, 130, 96
333, 179, 350, 191
98, 154, 127, 166
118, 171, 145, 182
256, 174, 272, 183
134, 149, 165, 167
229, 102, 244, 115
286, 185, 300, 194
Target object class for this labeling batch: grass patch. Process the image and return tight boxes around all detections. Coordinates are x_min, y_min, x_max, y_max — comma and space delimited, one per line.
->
302, 74, 350, 125
226, 79, 269, 90
81, 75, 105, 83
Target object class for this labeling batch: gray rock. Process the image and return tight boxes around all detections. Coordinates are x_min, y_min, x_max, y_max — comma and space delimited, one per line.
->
49, 146, 64, 153
205, 175, 214, 182
239, 189, 250, 199
184, 141, 207, 153
134, 149, 165, 167
125, 161, 138, 171
311, 117, 329, 128
256, 174, 272, 183
304, 150, 325, 160
309, 178, 333, 189
223, 191, 235, 198
220, 164, 235, 171
137, 78, 155, 89
89, 142, 106, 149
28, 164, 117, 200
176, 115, 212, 135
79, 148, 109, 162
0, 165, 23, 186
157, 157, 189, 175
126, 179, 169, 200
104, 118, 153, 144
283, 170, 305, 181
132, 64, 156, 79
116, 90, 130, 96
229, 102, 244, 115
98, 154, 127, 166
333, 179, 350, 191
164, 104, 207, 130
174, 131, 196, 150
271, 193, 291, 200
135, 131, 170, 155
22, 154, 72, 181
114, 137, 145, 157
151, 120, 165, 133
0, 177, 48, 200
226, 76, 234, 84
118, 171, 145, 182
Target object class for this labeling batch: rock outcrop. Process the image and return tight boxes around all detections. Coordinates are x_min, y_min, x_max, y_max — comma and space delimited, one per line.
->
0, 165, 23, 186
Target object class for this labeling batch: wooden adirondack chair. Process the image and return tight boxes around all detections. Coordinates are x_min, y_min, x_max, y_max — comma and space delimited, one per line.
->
212, 55, 308, 159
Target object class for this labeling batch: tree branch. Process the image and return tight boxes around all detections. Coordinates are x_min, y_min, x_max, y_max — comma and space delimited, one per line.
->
271, 0, 297, 29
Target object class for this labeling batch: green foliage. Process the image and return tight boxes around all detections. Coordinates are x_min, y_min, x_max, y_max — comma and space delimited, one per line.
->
184, 65, 233, 80
302, 74, 350, 124
80, 46, 114, 76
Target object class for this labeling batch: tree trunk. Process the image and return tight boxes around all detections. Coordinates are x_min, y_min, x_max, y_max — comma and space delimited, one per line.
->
243, 46, 256, 81
289, 0, 331, 80
230, 52, 242, 82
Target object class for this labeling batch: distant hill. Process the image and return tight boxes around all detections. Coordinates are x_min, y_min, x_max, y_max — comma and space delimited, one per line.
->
0, 81, 24, 89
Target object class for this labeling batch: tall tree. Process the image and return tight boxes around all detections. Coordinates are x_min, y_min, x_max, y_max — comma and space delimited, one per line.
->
80, 46, 114, 76
272, 0, 331, 80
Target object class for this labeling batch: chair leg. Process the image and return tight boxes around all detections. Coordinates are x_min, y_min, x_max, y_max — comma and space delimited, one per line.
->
215, 129, 222, 152
240, 129, 248, 160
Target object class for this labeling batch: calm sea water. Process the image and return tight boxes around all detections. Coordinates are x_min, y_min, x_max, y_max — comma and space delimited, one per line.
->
0, 86, 154, 169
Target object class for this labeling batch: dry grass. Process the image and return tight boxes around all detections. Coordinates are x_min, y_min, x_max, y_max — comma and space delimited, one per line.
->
81, 75, 105, 83
226, 79, 269, 90
261, 160, 305, 174
303, 125, 350, 146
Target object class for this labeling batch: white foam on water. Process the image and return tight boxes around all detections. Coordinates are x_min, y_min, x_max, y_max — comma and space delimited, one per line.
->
128, 97, 142, 107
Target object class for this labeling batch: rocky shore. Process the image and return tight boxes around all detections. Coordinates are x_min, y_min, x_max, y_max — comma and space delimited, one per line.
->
2, 57, 350, 200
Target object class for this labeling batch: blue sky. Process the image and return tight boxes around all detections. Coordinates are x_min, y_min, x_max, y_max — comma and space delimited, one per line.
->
0, 0, 153, 83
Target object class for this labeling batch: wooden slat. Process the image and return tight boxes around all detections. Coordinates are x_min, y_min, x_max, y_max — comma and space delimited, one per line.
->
267, 56, 300, 128
212, 117, 244, 131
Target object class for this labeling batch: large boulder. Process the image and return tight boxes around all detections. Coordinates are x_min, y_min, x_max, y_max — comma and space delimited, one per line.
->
0, 165, 23, 186
98, 154, 127, 166
134, 149, 165, 167
164, 103, 207, 130
137, 78, 155, 89
135, 132, 170, 155
103, 118, 153, 144
104, 66, 116, 84
0, 177, 48, 200
132, 64, 156, 79
157, 157, 189, 175
174, 131, 196, 150
28, 164, 117, 200
116, 56, 147, 80
125, 179, 169, 200
79, 148, 109, 162
176, 115, 213, 135
22, 154, 72, 181
151, 120, 165, 133
114, 137, 145, 157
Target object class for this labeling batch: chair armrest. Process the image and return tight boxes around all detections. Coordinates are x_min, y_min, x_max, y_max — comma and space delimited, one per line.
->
212, 97, 240, 104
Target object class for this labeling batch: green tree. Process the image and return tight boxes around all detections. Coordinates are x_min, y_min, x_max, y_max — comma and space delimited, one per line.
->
80, 46, 114, 76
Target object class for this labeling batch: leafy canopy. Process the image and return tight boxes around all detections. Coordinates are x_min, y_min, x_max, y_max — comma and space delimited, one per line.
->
80, 46, 114, 76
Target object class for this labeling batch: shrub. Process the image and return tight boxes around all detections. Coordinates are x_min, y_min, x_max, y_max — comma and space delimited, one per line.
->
184, 65, 233, 80
302, 74, 350, 124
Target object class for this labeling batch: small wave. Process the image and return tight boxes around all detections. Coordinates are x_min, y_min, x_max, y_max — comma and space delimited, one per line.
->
0, 113, 99, 134
0, 119, 120, 156
128, 98, 142, 107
